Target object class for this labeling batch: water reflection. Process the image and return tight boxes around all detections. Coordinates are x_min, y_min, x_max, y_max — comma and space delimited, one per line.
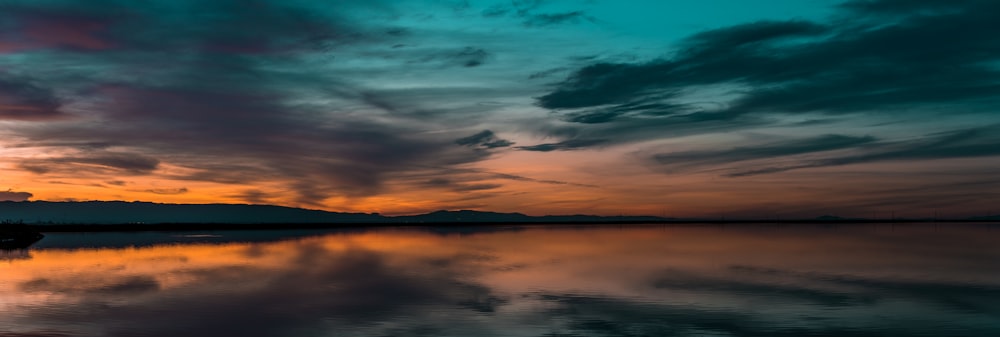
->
0, 249, 32, 261
2, 224, 999, 336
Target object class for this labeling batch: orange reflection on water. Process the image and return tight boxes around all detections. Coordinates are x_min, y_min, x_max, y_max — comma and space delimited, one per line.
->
4, 226, 999, 297
1, 225, 999, 336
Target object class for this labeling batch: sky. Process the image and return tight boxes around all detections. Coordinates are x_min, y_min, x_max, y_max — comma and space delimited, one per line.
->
1, 0, 999, 218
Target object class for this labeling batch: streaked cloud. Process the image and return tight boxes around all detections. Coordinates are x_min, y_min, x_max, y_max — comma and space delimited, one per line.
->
0, 190, 33, 202
0, 0, 996, 216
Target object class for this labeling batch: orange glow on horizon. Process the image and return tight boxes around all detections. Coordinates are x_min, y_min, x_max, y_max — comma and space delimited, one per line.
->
4, 139, 1000, 218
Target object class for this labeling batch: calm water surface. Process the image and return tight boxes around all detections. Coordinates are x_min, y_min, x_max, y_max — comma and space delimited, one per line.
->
2, 224, 999, 336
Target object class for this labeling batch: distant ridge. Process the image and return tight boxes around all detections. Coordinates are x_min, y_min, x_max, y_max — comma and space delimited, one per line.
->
0, 201, 668, 225
393, 210, 667, 224
0, 201, 382, 224
1, 201, 996, 227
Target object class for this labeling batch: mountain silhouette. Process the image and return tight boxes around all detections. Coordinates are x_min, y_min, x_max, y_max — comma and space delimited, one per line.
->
0, 201, 383, 224
0, 201, 669, 225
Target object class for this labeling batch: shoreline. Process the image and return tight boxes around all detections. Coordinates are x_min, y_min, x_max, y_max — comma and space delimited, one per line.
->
25, 219, 1000, 233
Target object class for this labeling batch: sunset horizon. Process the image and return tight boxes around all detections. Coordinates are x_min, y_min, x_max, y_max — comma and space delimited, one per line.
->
3, 0, 1000, 218
3, 1, 1000, 335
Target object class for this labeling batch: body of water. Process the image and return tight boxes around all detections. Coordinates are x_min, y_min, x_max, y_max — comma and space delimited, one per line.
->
2, 224, 999, 336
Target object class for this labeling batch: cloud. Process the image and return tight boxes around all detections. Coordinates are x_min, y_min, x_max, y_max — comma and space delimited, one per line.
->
683, 20, 829, 50
235, 189, 269, 204
522, 11, 593, 27
837, 0, 979, 14
143, 187, 189, 195
431, 167, 599, 188
724, 126, 1000, 177
481, 0, 595, 27
0, 190, 33, 202
423, 178, 503, 192
0, 333, 74, 337
7, 71, 487, 203
19, 152, 160, 175
0, 0, 522, 204
517, 138, 607, 152
0, 74, 64, 121
479, 170, 598, 188
449, 47, 491, 67
534, 0, 1000, 150
405, 46, 493, 68
0, 0, 377, 54
3, 0, 994, 214
0, 6, 118, 52
640, 125, 1000, 178
455, 130, 513, 149
653, 134, 878, 170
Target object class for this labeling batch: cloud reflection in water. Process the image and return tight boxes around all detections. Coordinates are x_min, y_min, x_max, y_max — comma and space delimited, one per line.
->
1, 225, 998, 336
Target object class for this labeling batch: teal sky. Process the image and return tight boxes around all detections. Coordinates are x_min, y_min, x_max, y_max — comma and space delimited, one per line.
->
1, 0, 999, 218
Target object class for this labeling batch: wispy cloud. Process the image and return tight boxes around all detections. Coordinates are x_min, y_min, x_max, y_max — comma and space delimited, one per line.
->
724, 126, 1000, 177
0, 0, 997, 215
533, 0, 1000, 150
0, 74, 64, 121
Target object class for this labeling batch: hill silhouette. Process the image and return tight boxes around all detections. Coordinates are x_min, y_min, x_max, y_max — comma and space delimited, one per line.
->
0, 201, 669, 225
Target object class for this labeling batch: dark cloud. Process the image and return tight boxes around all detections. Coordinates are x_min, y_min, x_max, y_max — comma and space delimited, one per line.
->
517, 138, 607, 152
0, 190, 33, 202
481, 0, 594, 27
0, 74, 64, 121
527, 67, 568, 79
519, 110, 768, 157
423, 178, 503, 193
455, 130, 513, 149
522, 11, 593, 27
480, 5, 511, 18
560, 98, 694, 124
653, 134, 877, 169
449, 183, 503, 192
724, 126, 1000, 177
235, 189, 269, 204
452, 47, 490, 67
17, 74, 486, 203
535, 0, 1000, 150
838, 0, 978, 14
19, 152, 160, 175
0, 0, 371, 54
143, 187, 189, 195
0, 5, 119, 52
405, 46, 493, 68
485, 172, 596, 188
69, 152, 160, 172
683, 20, 829, 49
0, 0, 522, 204
0, 0, 582, 206
430, 167, 599, 188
